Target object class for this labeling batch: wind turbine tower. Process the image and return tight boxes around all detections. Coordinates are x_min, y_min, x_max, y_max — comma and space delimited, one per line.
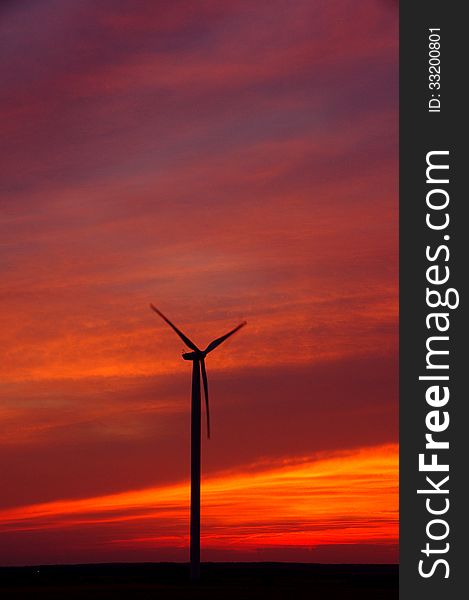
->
150, 305, 246, 581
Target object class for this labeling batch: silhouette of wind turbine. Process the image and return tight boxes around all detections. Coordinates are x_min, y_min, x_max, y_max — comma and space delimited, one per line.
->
150, 304, 246, 581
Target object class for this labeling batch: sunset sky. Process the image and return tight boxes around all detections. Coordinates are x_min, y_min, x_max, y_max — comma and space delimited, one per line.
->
0, 0, 398, 565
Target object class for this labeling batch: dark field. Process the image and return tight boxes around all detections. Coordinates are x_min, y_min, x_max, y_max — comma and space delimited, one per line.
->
0, 562, 398, 599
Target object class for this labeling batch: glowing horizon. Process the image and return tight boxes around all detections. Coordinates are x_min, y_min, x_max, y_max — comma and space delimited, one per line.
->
0, 444, 398, 564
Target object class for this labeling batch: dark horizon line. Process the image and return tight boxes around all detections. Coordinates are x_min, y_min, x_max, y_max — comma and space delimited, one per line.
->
0, 561, 399, 569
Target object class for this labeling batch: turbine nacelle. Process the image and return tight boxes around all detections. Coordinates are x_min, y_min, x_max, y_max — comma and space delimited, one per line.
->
182, 351, 203, 361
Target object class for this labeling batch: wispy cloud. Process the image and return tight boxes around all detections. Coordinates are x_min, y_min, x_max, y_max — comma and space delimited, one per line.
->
0, 444, 398, 564
0, 0, 397, 563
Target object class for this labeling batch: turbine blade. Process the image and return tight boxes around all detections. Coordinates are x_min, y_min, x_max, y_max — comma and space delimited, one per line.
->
150, 305, 200, 352
204, 321, 247, 354
200, 358, 210, 439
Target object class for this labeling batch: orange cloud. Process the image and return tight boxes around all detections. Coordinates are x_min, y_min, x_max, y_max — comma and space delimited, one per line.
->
0, 444, 398, 561
0, 0, 397, 565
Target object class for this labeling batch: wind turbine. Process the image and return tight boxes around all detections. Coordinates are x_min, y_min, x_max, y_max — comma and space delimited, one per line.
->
150, 304, 246, 581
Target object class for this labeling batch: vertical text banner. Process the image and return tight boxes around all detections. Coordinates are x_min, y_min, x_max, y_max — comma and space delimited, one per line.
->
400, 2, 465, 599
